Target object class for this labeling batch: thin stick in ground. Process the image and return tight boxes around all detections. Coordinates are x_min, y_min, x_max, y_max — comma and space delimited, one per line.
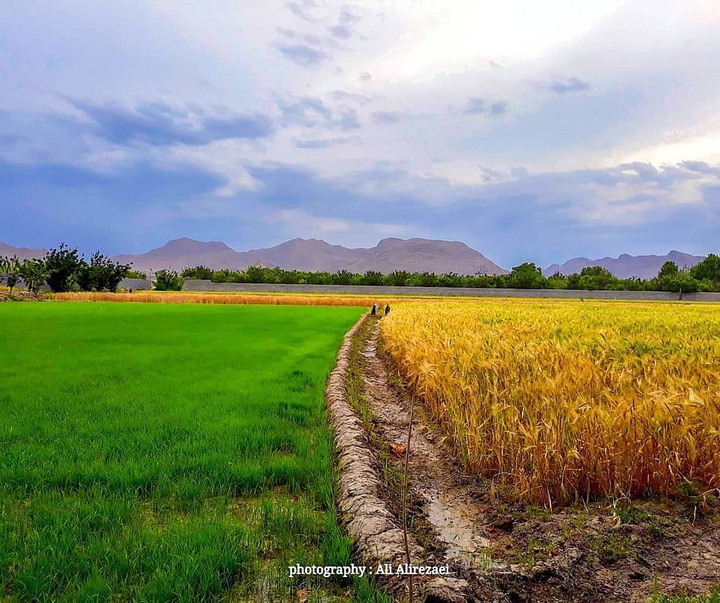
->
402, 393, 415, 602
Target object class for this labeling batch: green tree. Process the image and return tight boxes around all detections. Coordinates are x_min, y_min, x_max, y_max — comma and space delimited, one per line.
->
246, 265, 268, 283
507, 262, 546, 289
331, 270, 354, 285
690, 254, 720, 283
658, 261, 679, 279
44, 243, 83, 292
181, 265, 214, 280
126, 269, 147, 279
154, 269, 184, 291
360, 271, 384, 286
76, 252, 130, 292
577, 266, 617, 290
1, 256, 21, 293
19, 258, 49, 294
545, 271, 568, 289
387, 270, 410, 286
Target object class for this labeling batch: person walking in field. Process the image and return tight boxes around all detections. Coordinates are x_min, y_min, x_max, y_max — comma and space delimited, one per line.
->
371, 302, 378, 316
384, 304, 390, 316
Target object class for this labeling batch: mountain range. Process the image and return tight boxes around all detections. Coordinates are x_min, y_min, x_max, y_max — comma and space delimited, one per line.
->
0, 238, 708, 278
0, 242, 46, 262
543, 250, 704, 280
113, 237, 508, 275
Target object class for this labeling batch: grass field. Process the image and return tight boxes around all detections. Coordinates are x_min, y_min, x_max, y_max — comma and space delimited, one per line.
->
381, 300, 720, 506
0, 302, 369, 601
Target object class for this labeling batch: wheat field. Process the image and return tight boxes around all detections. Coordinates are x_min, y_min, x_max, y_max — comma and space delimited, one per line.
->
381, 300, 720, 506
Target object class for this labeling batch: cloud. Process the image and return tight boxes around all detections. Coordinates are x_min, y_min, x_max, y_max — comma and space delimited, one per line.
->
371, 111, 404, 125
295, 137, 355, 149
286, 0, 317, 22
328, 24, 353, 39
549, 77, 591, 94
329, 90, 373, 104
339, 6, 360, 24
268, 208, 414, 246
464, 98, 508, 116
279, 97, 360, 131
276, 43, 328, 67
70, 101, 273, 147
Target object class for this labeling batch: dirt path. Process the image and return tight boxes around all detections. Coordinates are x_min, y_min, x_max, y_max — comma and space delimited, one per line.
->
345, 317, 720, 603
361, 321, 494, 571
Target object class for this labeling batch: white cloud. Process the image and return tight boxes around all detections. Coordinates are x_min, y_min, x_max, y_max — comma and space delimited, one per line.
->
268, 208, 414, 246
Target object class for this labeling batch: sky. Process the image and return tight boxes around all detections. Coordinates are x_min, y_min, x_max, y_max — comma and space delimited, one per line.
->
1, 0, 719, 268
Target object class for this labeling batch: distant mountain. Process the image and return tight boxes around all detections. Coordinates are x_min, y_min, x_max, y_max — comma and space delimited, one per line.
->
544, 250, 705, 279
112, 237, 508, 275
114, 238, 244, 272
0, 242, 46, 261
345, 238, 505, 275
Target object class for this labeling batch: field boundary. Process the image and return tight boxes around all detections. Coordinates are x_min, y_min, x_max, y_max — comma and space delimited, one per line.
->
325, 315, 413, 572
326, 315, 471, 602
183, 280, 720, 301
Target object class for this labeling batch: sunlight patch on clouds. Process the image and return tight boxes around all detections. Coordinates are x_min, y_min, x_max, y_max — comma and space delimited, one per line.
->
617, 131, 720, 167
367, 0, 622, 81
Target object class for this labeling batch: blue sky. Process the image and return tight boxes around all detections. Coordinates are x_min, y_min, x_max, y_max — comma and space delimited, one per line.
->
1, 0, 719, 267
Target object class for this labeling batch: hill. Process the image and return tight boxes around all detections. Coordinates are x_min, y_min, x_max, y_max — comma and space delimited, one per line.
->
544, 250, 704, 279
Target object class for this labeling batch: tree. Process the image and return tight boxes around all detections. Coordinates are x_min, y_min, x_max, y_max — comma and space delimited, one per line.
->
154, 269, 184, 291
1, 256, 20, 293
126, 269, 147, 279
19, 259, 49, 294
246, 265, 267, 283
331, 270, 354, 285
577, 266, 616, 290
181, 265, 214, 280
690, 254, 720, 283
76, 252, 130, 292
658, 261, 679, 280
507, 263, 546, 289
387, 270, 410, 286
44, 243, 82, 292
360, 271, 385, 286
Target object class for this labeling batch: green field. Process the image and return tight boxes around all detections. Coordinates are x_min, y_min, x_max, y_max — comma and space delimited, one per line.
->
0, 302, 367, 602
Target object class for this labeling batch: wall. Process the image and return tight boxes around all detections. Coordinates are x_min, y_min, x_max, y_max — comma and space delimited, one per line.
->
117, 278, 153, 291
181, 280, 720, 302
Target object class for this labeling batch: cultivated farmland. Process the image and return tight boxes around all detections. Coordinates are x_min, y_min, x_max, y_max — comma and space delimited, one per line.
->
381, 300, 720, 506
0, 302, 366, 601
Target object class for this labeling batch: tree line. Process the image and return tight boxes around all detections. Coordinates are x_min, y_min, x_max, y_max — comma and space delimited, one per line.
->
177, 256, 720, 293
0, 244, 132, 293
3, 244, 720, 293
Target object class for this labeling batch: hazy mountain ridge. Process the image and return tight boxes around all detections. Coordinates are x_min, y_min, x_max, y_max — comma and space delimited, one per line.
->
111, 237, 508, 275
0, 242, 46, 261
543, 250, 705, 279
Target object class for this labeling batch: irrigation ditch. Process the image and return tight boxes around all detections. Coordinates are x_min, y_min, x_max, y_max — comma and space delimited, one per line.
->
326, 315, 720, 603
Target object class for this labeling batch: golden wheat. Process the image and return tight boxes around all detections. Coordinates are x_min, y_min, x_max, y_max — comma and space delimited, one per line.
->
381, 300, 720, 505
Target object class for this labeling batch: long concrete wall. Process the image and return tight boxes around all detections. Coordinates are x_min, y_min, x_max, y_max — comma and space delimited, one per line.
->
118, 278, 153, 291
181, 280, 720, 302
